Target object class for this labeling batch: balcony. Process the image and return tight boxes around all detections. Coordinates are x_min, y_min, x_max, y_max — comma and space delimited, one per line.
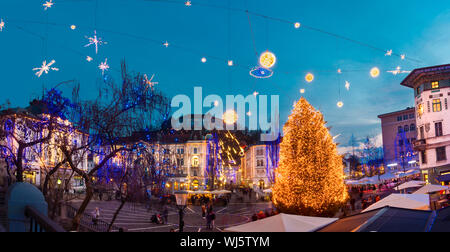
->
413, 139, 427, 151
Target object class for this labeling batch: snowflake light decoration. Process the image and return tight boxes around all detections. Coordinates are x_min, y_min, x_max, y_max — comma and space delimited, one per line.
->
86, 56, 93, 62
400, 54, 406, 60
84, 30, 106, 54
43, 0, 54, 10
387, 66, 411, 75
385, 50, 393, 56
185, 1, 192, 6
33, 60, 59, 78
0, 19, 4, 32
163, 41, 169, 48
143, 74, 158, 89
345, 81, 350, 91
98, 58, 109, 75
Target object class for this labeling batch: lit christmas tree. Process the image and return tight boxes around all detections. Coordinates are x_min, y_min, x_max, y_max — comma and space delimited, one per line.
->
273, 97, 348, 217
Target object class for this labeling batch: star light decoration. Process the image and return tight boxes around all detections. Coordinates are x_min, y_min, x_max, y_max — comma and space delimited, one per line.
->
43, 0, 54, 10
185, 1, 192, 6
98, 58, 109, 75
143, 74, 158, 89
84, 30, 106, 54
0, 19, 5, 32
86, 56, 93, 62
385, 49, 393, 56
387, 66, 411, 75
33, 60, 59, 78
163, 41, 169, 48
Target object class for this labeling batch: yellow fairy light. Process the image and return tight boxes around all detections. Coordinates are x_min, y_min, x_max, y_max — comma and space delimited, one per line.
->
337, 101, 344, 108
305, 73, 314, 83
370, 67, 380, 78
259, 51, 276, 69
223, 110, 238, 125
201, 57, 207, 63
300, 89, 305, 94
70, 25, 76, 30
294, 22, 301, 29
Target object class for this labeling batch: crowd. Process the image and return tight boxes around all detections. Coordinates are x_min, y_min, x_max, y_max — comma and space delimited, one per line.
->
251, 208, 279, 222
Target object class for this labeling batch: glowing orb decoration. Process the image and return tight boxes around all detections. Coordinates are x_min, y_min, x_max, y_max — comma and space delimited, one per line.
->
86, 56, 93, 62
294, 22, 301, 29
223, 110, 238, 125
300, 89, 305, 94
337, 101, 344, 108
345, 81, 350, 91
0, 19, 4, 32
228, 60, 233, 66
400, 54, 406, 60
201, 57, 207, 63
70, 25, 76, 30
253, 91, 259, 97
250, 66, 273, 79
305, 73, 314, 83
259, 51, 276, 69
370, 67, 380, 78
185, 0, 192, 6
337, 68, 342, 74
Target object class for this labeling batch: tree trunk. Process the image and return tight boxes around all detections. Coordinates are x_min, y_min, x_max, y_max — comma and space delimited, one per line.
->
108, 198, 126, 232
15, 146, 24, 183
71, 179, 93, 231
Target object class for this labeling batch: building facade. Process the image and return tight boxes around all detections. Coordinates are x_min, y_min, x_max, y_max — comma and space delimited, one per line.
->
241, 144, 278, 190
401, 64, 450, 185
378, 107, 419, 171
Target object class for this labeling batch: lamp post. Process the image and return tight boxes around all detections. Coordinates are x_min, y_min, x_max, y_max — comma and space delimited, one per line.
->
174, 190, 188, 232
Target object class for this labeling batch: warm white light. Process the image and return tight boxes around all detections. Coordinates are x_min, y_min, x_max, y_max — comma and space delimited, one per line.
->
70, 25, 76, 30
345, 81, 350, 91
370, 67, 380, 78
294, 22, 301, 29
86, 56, 93, 62
253, 91, 259, 97
305, 73, 314, 83
223, 110, 238, 125
33, 60, 59, 78
300, 89, 305, 94
259, 51, 276, 69
0, 19, 4, 32
84, 30, 106, 54
201, 57, 207, 63
214, 100, 219, 107
337, 101, 344, 108
228, 60, 233, 66
99, 58, 110, 75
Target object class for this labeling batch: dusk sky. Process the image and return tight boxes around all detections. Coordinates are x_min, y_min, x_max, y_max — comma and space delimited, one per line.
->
1, 0, 449, 153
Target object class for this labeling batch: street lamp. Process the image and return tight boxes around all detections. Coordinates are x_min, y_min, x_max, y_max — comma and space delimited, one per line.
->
174, 190, 188, 232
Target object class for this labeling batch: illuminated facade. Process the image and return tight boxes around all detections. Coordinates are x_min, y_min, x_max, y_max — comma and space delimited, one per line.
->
401, 64, 450, 185
242, 144, 278, 190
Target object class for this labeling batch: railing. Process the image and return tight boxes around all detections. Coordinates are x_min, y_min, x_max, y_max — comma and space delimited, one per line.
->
66, 205, 122, 232
24, 206, 66, 232
413, 139, 427, 151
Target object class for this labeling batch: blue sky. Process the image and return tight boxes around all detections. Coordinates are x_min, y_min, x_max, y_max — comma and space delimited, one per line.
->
0, 0, 449, 152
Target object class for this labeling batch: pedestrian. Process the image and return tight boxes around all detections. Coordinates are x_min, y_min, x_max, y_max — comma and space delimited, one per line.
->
162, 207, 169, 224
206, 212, 212, 229
92, 207, 100, 225
210, 211, 216, 230
201, 204, 206, 219
99, 191, 103, 201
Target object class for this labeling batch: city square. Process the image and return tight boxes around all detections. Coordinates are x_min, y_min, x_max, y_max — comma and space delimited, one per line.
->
0, 0, 449, 237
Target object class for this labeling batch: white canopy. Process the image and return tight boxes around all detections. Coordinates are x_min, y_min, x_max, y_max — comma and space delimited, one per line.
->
396, 180, 425, 190
362, 193, 430, 213
263, 188, 272, 193
224, 213, 338, 232
413, 184, 449, 194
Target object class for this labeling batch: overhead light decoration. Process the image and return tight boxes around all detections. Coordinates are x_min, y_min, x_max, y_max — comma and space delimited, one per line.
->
400, 54, 406, 60
337, 101, 344, 108
228, 60, 234, 66
185, 0, 192, 6
300, 89, 305, 94
223, 110, 238, 125
385, 50, 393, 56
345, 81, 350, 91
163, 41, 169, 48
294, 22, 301, 29
144, 74, 158, 89
70, 25, 76, 30
98, 58, 110, 75
201, 57, 207, 63
33, 60, 59, 78
259, 51, 276, 69
250, 66, 273, 79
387, 66, 411, 75
253, 91, 259, 97
43, 0, 54, 10
370, 67, 380, 78
84, 30, 106, 54
0, 18, 5, 32
86, 56, 93, 62
305, 73, 314, 83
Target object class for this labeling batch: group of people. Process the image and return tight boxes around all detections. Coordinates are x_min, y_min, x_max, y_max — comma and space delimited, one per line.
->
151, 206, 169, 225
201, 203, 216, 230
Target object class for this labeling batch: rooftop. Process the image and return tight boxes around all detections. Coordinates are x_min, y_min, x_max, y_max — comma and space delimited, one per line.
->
377, 107, 415, 119
401, 64, 450, 88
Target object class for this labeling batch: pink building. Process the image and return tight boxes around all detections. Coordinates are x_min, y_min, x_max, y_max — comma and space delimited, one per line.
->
378, 108, 419, 171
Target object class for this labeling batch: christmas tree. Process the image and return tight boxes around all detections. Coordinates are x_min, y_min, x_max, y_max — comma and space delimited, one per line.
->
273, 97, 348, 217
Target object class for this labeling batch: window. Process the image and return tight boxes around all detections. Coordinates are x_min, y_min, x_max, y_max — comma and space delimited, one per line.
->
417, 104, 424, 117
432, 81, 440, 89
397, 116, 403, 122
421, 151, 427, 164
417, 87, 421, 95
193, 148, 198, 154
257, 160, 264, 167
403, 115, 408, 120
409, 114, 415, 119
256, 149, 264, 156
420, 126, 425, 140
410, 124, 416, 131
435, 122, 443, 137
436, 147, 447, 162
404, 125, 409, 132
433, 99, 442, 112
192, 156, 199, 167
398, 126, 403, 133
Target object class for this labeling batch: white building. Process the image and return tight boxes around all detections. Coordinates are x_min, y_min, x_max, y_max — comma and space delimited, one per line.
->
401, 64, 450, 185
242, 144, 279, 190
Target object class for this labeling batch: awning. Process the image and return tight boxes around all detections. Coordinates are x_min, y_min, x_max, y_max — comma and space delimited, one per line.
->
437, 174, 450, 182
362, 194, 430, 213
413, 184, 449, 194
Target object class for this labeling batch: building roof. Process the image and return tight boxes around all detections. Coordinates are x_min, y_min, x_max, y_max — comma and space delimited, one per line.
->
401, 64, 450, 88
377, 107, 415, 119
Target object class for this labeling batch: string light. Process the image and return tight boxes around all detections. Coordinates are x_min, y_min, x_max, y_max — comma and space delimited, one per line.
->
33, 60, 59, 78
98, 58, 109, 75
214, 100, 219, 107
201, 57, 207, 63
86, 56, 93, 62
385, 49, 393, 56
0, 19, 5, 32
228, 60, 233, 66
300, 89, 305, 94
400, 54, 406, 60
70, 25, 76, 30
163, 41, 169, 48
387, 66, 411, 75
259, 51, 276, 69
305, 73, 314, 83
84, 30, 106, 54
337, 68, 342, 74
43, 0, 54, 10
337, 101, 344, 108
294, 22, 301, 29
370, 67, 380, 78
185, 1, 192, 7
143, 74, 158, 89
253, 91, 259, 97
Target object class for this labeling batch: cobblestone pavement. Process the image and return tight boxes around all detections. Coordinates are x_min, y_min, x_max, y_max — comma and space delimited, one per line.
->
70, 196, 273, 232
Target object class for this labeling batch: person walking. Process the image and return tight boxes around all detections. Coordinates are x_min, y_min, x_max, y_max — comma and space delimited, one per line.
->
210, 211, 216, 230
92, 207, 100, 225
201, 204, 206, 219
